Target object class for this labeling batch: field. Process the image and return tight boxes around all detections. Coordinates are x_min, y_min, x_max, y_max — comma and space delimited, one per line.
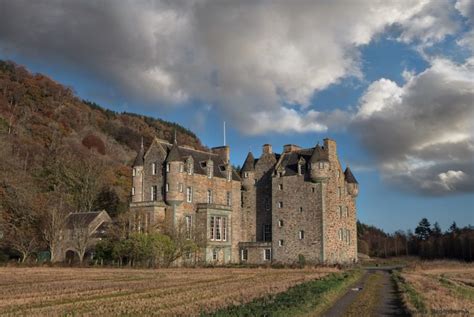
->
0, 266, 336, 316
396, 261, 474, 315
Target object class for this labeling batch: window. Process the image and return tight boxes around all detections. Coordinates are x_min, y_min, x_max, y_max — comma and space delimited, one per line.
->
278, 201, 283, 208
339, 228, 343, 241
222, 217, 227, 241
208, 166, 213, 178
345, 206, 349, 217
338, 187, 342, 198
165, 183, 169, 193
265, 198, 270, 211
226, 191, 232, 206
278, 240, 284, 246
299, 207, 303, 212
278, 219, 284, 227
152, 163, 157, 175
185, 215, 192, 239
210, 217, 215, 240
337, 170, 341, 178
187, 159, 193, 175
210, 216, 227, 241
244, 172, 248, 178
241, 249, 248, 261
179, 183, 183, 193
131, 187, 135, 196
319, 162, 324, 169
207, 190, 213, 204
241, 192, 244, 207
264, 249, 272, 261
132, 168, 136, 176
179, 164, 184, 173
278, 184, 283, 190
151, 185, 158, 201
347, 230, 351, 245
312, 187, 315, 193
299, 230, 305, 240
263, 224, 272, 241
166, 163, 170, 172
186, 187, 193, 203
339, 206, 343, 218
212, 249, 218, 261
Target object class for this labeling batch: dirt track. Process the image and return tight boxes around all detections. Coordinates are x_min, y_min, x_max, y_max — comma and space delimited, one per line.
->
323, 267, 409, 317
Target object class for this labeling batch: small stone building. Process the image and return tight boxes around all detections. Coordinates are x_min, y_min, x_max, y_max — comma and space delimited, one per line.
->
56, 210, 112, 263
130, 137, 358, 265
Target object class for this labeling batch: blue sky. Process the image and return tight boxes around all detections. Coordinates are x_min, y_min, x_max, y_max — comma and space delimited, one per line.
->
1, 0, 473, 233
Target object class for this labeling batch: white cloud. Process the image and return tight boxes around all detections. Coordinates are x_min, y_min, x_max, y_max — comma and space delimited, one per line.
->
0, 0, 465, 134
353, 58, 474, 195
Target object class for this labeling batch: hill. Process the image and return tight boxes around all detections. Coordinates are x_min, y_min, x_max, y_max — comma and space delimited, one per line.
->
0, 60, 205, 217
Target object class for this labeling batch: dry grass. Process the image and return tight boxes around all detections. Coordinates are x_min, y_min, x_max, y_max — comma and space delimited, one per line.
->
400, 261, 474, 315
0, 266, 336, 316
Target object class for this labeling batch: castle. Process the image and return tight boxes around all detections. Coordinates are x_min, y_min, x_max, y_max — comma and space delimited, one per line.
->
130, 137, 358, 265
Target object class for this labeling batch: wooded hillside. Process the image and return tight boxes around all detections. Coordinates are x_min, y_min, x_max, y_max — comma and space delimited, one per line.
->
0, 60, 207, 260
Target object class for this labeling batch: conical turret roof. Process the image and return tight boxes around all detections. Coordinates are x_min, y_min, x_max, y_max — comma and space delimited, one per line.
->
344, 167, 358, 184
310, 144, 328, 163
166, 142, 182, 162
241, 152, 255, 172
133, 142, 145, 167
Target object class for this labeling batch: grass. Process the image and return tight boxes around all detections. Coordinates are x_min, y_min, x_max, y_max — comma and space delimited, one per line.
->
202, 270, 363, 317
343, 271, 383, 316
438, 276, 474, 301
392, 270, 427, 315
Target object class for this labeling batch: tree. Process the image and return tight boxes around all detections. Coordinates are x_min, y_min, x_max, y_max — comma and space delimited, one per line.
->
69, 217, 94, 264
415, 218, 432, 241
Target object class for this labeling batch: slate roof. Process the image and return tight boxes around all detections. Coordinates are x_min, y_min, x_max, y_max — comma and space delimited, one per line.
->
344, 167, 358, 184
159, 142, 241, 181
241, 152, 255, 172
277, 146, 329, 176
65, 211, 108, 229
165, 143, 182, 162
133, 144, 145, 167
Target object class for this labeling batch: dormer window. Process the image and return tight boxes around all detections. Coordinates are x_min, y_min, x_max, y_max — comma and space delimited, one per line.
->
179, 164, 184, 173
152, 163, 157, 175
319, 162, 324, 169
187, 157, 194, 175
244, 172, 249, 178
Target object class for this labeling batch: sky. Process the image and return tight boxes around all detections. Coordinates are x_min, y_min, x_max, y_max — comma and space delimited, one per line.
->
0, 0, 473, 233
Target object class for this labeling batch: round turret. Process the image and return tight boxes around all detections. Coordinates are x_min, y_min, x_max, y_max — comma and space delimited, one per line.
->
310, 144, 330, 182
344, 166, 359, 197
241, 152, 256, 190
165, 144, 184, 206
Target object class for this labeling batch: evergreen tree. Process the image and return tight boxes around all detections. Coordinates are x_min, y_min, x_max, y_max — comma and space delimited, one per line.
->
415, 218, 432, 241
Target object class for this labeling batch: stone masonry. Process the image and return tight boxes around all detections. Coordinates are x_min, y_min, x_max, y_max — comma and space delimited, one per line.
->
130, 137, 358, 265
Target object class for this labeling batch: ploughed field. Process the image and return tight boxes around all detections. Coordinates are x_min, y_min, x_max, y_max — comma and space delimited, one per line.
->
399, 261, 474, 315
0, 267, 336, 316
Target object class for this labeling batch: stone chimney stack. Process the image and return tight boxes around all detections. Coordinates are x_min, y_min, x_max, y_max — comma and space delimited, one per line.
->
324, 138, 337, 161
283, 144, 302, 153
211, 146, 230, 163
262, 144, 273, 155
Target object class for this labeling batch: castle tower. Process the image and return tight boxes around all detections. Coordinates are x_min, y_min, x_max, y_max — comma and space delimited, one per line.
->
241, 152, 255, 190
310, 144, 330, 182
344, 166, 359, 196
132, 141, 145, 202
164, 142, 184, 206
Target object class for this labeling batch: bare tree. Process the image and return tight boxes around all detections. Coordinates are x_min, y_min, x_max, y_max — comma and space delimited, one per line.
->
69, 217, 93, 264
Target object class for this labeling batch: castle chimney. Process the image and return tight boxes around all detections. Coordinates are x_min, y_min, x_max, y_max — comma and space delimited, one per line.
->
283, 144, 302, 153
262, 144, 272, 155
211, 146, 230, 163
324, 138, 337, 159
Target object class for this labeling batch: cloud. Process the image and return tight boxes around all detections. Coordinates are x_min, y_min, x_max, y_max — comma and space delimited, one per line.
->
0, 0, 463, 134
352, 58, 474, 195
